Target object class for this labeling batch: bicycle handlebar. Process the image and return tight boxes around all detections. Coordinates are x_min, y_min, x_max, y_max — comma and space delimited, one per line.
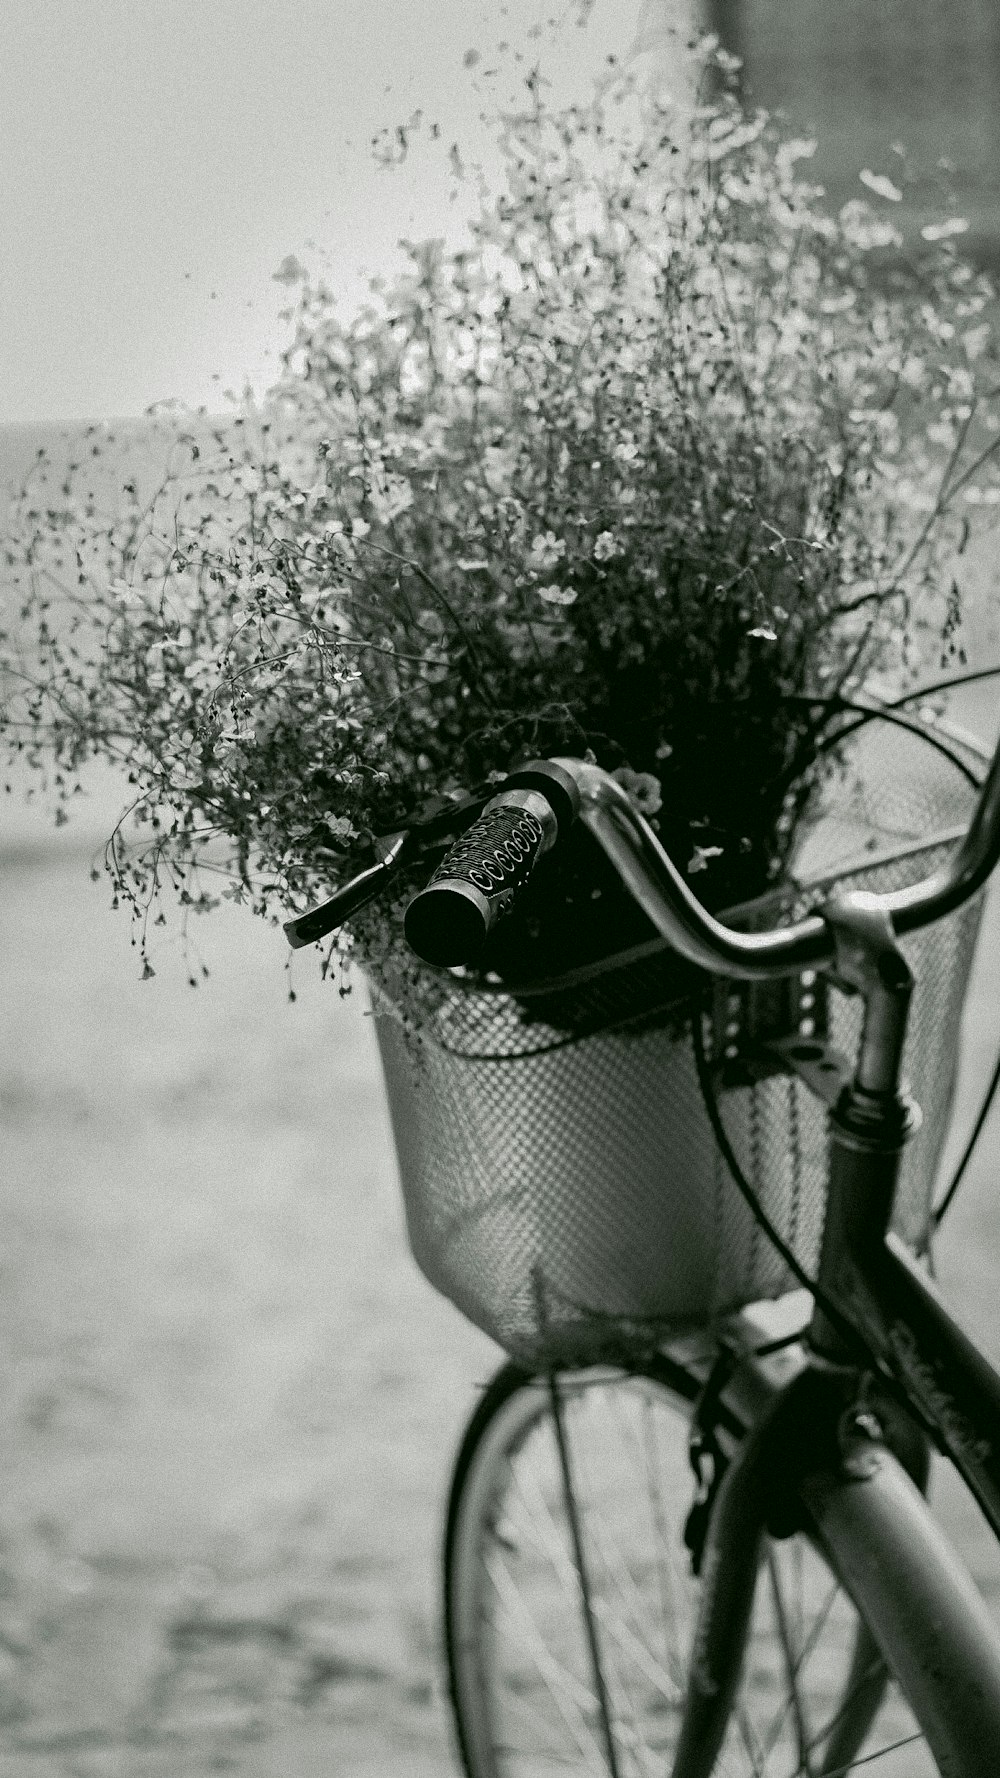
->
404, 732, 1000, 979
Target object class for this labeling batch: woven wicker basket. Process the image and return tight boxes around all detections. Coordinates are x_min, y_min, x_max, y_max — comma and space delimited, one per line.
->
372, 716, 987, 1365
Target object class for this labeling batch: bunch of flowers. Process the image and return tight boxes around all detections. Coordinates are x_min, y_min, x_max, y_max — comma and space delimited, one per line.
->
3, 57, 999, 983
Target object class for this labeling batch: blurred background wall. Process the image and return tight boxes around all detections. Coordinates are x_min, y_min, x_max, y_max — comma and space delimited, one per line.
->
701, 0, 1000, 260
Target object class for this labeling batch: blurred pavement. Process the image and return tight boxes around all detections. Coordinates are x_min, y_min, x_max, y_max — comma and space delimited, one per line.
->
1, 818, 496, 1776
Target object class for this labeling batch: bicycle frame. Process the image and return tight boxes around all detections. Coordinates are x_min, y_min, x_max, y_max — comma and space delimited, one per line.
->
670, 896, 1000, 1777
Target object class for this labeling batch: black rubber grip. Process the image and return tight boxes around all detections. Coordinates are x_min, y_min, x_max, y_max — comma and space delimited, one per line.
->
404, 793, 555, 966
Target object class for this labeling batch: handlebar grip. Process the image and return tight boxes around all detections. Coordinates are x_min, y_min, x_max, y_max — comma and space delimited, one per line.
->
404, 761, 579, 967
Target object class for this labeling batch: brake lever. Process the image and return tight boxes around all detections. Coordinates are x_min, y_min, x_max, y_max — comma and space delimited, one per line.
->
283, 791, 490, 950
283, 832, 410, 949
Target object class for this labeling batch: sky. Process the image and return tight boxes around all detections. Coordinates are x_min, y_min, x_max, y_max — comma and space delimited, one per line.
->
0, 0, 681, 425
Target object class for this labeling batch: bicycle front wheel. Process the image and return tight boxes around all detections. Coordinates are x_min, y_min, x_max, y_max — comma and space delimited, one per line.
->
444, 1360, 935, 1777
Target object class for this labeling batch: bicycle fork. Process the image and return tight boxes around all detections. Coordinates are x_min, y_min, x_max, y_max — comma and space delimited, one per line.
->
669, 1350, 1000, 1778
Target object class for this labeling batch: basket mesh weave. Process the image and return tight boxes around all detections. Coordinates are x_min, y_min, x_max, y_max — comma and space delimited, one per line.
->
373, 716, 987, 1365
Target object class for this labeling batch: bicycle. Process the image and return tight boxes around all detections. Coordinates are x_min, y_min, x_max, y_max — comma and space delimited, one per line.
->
288, 684, 1000, 1775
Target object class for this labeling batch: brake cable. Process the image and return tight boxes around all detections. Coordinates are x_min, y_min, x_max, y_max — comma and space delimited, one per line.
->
933, 1047, 1000, 1228
689, 997, 882, 1371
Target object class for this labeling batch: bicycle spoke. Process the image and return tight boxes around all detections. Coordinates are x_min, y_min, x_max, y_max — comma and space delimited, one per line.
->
485, 1547, 609, 1761
819, 1730, 928, 1776
642, 1390, 687, 1665
569, 1389, 692, 1695
748, 1546, 853, 1770
801, 1649, 884, 1762
507, 1457, 595, 1602
733, 1702, 769, 1778
488, 1397, 685, 1772
766, 1546, 818, 1776
494, 1681, 615, 1773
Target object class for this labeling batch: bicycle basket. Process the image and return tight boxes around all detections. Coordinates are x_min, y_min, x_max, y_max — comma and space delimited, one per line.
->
372, 712, 988, 1366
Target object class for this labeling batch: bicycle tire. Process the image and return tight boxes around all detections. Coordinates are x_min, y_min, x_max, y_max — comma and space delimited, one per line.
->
444, 1358, 936, 1776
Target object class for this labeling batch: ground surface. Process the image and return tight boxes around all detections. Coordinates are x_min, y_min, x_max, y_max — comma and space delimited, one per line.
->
0, 831, 498, 1777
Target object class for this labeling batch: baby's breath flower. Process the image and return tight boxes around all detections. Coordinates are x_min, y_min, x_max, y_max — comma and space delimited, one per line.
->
108, 578, 145, 609
369, 475, 414, 522
962, 324, 991, 361
775, 137, 817, 178
611, 768, 662, 817
537, 583, 577, 606
859, 169, 903, 203
921, 218, 969, 243
592, 531, 622, 563
528, 532, 567, 571
839, 200, 903, 252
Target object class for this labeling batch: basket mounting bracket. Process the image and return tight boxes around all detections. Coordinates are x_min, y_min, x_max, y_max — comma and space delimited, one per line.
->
707, 970, 846, 1102
762, 1034, 850, 1107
